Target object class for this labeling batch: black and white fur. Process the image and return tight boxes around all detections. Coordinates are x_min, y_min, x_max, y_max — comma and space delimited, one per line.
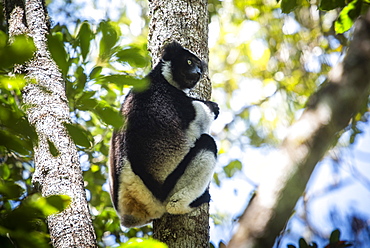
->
109, 41, 219, 228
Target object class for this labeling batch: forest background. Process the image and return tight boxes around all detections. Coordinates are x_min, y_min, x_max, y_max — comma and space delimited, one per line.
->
1, 0, 370, 247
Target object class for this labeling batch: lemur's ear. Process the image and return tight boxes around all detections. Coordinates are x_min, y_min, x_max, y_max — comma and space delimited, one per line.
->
161, 40, 184, 61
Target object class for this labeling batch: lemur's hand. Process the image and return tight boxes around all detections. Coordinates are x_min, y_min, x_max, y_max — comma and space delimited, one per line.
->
205, 101, 219, 120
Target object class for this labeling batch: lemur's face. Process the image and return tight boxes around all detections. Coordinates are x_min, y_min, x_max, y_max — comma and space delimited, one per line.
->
172, 53, 204, 89
161, 41, 206, 90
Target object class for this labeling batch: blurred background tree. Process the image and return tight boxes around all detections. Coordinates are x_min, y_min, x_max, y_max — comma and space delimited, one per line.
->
1, 0, 370, 247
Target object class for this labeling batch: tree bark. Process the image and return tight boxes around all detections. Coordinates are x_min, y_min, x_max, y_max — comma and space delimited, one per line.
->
148, 0, 211, 247
4, 0, 97, 247
228, 12, 370, 248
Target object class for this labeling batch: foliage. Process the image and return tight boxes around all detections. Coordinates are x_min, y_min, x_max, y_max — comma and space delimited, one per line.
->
118, 238, 168, 248
287, 229, 352, 248
208, 0, 370, 247
208, 0, 347, 186
279, 0, 370, 33
0, 32, 36, 156
223, 159, 242, 179
0, 29, 72, 247
0, 183, 71, 248
0, 33, 36, 71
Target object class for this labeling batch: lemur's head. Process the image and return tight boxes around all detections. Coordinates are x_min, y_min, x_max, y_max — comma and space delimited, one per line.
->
161, 41, 205, 90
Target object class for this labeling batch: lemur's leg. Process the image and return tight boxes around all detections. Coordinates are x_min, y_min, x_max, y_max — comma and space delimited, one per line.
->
166, 134, 217, 214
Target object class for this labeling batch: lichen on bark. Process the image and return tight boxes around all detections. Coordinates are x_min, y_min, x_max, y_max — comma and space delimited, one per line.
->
148, 0, 212, 247
4, 0, 97, 247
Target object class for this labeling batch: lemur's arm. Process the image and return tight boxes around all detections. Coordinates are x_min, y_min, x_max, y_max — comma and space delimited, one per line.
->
191, 98, 219, 120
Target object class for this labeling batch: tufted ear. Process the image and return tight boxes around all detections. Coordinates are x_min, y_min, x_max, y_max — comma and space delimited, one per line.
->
161, 41, 185, 61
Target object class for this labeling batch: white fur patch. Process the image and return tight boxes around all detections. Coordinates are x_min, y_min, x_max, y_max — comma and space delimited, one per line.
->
166, 149, 216, 214
186, 101, 215, 145
161, 60, 180, 89
182, 88, 190, 94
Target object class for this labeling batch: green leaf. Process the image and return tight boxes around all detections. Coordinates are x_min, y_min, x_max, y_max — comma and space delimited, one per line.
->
299, 238, 309, 248
0, 75, 26, 92
74, 66, 87, 95
27, 194, 71, 216
89, 66, 102, 79
8, 35, 36, 64
120, 238, 168, 248
116, 47, 149, 67
43, 195, 71, 215
0, 180, 25, 200
76, 97, 98, 111
64, 123, 93, 149
51, 23, 73, 42
0, 164, 11, 180
103, 74, 149, 92
223, 160, 242, 178
98, 21, 121, 62
79, 90, 96, 100
213, 172, 221, 186
75, 91, 98, 111
0, 33, 36, 70
77, 21, 93, 61
335, 0, 362, 34
94, 104, 124, 128
47, 139, 60, 157
319, 0, 346, 11
47, 32, 69, 76
103, 85, 118, 104
0, 130, 31, 156
0, 105, 38, 153
330, 229, 341, 244
281, 0, 298, 13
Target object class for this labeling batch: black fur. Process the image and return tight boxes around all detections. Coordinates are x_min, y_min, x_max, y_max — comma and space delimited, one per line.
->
190, 189, 211, 208
109, 130, 125, 211
109, 41, 219, 226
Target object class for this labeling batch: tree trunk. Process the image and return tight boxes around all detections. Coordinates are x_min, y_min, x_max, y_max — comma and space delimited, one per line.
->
228, 12, 370, 248
148, 0, 211, 247
4, 0, 97, 247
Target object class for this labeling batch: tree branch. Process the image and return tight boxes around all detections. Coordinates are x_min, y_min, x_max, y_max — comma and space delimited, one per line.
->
228, 12, 370, 248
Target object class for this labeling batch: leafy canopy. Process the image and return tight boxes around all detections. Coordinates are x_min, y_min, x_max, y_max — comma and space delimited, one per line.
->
279, 0, 369, 33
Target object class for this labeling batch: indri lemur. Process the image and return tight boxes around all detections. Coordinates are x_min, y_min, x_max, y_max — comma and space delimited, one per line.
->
109, 41, 219, 227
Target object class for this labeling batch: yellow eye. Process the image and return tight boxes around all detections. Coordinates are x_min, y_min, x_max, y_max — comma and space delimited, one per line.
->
187, 59, 192, 65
